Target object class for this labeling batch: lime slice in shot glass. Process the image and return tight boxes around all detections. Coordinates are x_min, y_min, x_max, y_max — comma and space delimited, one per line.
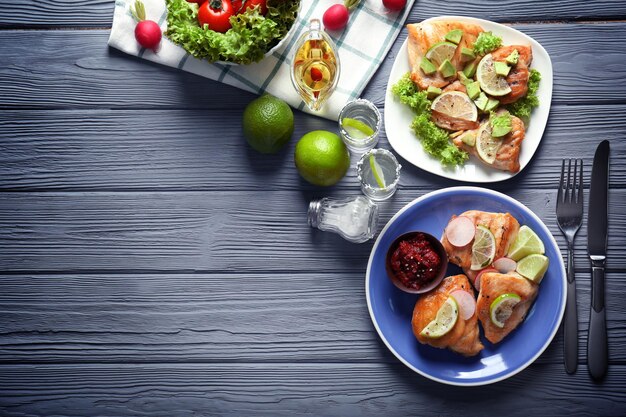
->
369, 154, 386, 188
342, 117, 374, 139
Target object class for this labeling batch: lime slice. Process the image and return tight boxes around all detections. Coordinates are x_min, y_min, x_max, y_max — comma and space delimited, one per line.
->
490, 293, 521, 328
431, 91, 478, 122
425, 41, 458, 67
342, 117, 374, 139
471, 225, 496, 270
476, 54, 512, 97
369, 154, 386, 188
516, 254, 549, 283
475, 122, 502, 164
419, 296, 459, 339
507, 225, 545, 261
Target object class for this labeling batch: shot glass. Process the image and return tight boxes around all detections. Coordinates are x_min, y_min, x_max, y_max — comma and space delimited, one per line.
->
356, 148, 401, 201
338, 99, 381, 154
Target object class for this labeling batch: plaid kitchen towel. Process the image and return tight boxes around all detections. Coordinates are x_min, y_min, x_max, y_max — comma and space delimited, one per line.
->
109, 0, 414, 120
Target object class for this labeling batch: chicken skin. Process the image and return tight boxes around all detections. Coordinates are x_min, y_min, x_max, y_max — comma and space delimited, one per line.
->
441, 210, 520, 283
407, 20, 484, 90
452, 110, 526, 173
476, 272, 539, 343
412, 275, 484, 356
491, 45, 533, 105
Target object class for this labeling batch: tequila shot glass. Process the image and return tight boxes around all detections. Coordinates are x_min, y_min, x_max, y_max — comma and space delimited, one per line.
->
356, 148, 401, 201
338, 99, 381, 154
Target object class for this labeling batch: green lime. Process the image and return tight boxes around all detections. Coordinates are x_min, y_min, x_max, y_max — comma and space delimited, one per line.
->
420, 296, 459, 339
294, 130, 350, 187
507, 225, 545, 261
242, 94, 294, 154
516, 254, 549, 283
470, 225, 496, 270
476, 54, 512, 97
490, 293, 521, 328
425, 41, 458, 67
369, 154, 386, 188
342, 117, 374, 139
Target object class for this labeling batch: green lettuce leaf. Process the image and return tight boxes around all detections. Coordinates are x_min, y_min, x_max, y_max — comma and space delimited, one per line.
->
165, 0, 299, 65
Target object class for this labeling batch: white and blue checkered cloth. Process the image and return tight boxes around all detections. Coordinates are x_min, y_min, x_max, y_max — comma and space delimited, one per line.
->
109, 0, 414, 120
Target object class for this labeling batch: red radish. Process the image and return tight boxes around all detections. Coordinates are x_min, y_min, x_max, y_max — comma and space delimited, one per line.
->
131, 0, 162, 51
474, 268, 497, 291
323, 4, 349, 31
450, 290, 476, 320
445, 216, 475, 247
382, 0, 406, 11
493, 257, 517, 274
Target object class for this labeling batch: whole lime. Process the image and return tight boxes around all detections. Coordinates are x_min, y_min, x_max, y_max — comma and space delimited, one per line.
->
243, 94, 294, 154
294, 130, 350, 186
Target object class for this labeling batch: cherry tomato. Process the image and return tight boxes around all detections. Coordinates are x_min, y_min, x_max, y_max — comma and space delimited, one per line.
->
382, 0, 406, 11
231, 0, 243, 11
198, 0, 234, 33
241, 0, 268, 15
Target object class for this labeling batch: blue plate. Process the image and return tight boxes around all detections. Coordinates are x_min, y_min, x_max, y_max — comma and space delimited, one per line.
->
366, 187, 566, 386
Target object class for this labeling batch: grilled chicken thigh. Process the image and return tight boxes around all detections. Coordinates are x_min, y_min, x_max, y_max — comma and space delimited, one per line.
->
476, 272, 539, 343
407, 21, 484, 90
412, 275, 484, 356
441, 210, 520, 283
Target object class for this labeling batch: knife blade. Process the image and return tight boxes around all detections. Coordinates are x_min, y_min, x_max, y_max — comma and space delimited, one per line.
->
587, 139, 610, 380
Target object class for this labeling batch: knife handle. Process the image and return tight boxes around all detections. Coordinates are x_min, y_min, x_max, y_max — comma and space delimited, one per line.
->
588, 264, 607, 380
564, 247, 578, 374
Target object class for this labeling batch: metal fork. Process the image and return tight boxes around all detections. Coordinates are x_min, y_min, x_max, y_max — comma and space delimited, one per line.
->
556, 159, 584, 374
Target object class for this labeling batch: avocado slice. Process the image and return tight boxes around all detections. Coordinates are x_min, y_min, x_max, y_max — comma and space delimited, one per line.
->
445, 29, 464, 45
426, 86, 442, 99
460, 131, 477, 146
420, 57, 437, 75
474, 92, 489, 111
463, 61, 477, 78
460, 47, 476, 63
438, 59, 456, 78
457, 71, 471, 86
485, 98, 500, 112
506, 49, 520, 65
492, 124, 512, 137
495, 61, 511, 76
466, 81, 481, 100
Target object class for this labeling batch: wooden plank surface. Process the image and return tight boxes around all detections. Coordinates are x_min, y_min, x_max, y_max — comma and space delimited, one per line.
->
0, 106, 624, 191
2, 0, 626, 27
1, 23, 626, 110
1, 363, 626, 417
0, 273, 624, 365
1, 190, 624, 272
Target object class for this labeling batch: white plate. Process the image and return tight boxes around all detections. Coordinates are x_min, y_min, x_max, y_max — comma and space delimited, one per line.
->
384, 16, 553, 182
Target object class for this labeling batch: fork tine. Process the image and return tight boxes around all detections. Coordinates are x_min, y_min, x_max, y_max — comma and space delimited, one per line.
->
558, 159, 565, 204
566, 159, 573, 203
572, 159, 578, 204
578, 159, 583, 205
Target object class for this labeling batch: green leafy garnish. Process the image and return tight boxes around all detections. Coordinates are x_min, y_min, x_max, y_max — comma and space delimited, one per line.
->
473, 32, 502, 55
506, 69, 541, 120
392, 73, 468, 167
391, 73, 431, 114
165, 0, 299, 65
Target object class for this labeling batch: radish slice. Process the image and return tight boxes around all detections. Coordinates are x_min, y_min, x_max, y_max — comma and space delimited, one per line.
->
445, 216, 475, 247
474, 268, 498, 291
493, 257, 517, 274
450, 290, 476, 320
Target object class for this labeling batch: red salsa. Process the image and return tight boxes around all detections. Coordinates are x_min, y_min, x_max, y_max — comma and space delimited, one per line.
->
390, 233, 441, 290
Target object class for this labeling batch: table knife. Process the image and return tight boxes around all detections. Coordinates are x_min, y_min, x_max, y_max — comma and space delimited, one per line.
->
587, 140, 610, 380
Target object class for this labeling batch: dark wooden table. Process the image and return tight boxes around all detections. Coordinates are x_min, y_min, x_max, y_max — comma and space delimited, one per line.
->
1, 1, 625, 415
